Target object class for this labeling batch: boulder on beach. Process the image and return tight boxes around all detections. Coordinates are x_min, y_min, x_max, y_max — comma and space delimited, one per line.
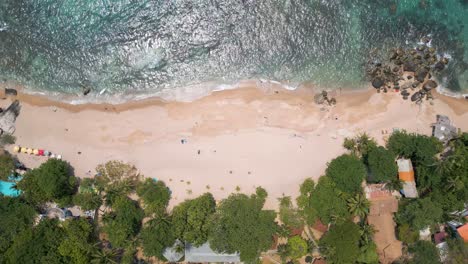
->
372, 77, 384, 89
5, 88, 17, 96
403, 61, 417, 72
415, 68, 428, 82
411, 91, 423, 102
422, 80, 437, 91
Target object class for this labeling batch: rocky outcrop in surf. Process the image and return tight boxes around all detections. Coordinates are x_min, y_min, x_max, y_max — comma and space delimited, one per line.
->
0, 100, 21, 134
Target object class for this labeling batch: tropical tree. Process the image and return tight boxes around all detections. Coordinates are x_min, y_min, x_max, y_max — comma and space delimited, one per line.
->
397, 223, 419, 245
319, 220, 361, 264
58, 218, 96, 264
94, 161, 139, 191
308, 177, 349, 224
358, 223, 375, 246
73, 192, 102, 211
208, 188, 277, 263
4, 218, 67, 263
408, 240, 440, 264
325, 154, 366, 194
367, 146, 398, 183
102, 196, 144, 248
140, 215, 176, 259
343, 133, 377, 162
17, 158, 77, 205
136, 178, 171, 216
287, 236, 308, 260
396, 198, 443, 231
278, 196, 303, 228
0, 153, 15, 180
90, 245, 119, 264
347, 193, 370, 220
296, 178, 317, 225
0, 196, 36, 261
172, 193, 216, 246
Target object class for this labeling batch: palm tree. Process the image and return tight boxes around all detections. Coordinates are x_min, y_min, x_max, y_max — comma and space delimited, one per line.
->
359, 223, 376, 246
90, 244, 119, 264
347, 194, 370, 220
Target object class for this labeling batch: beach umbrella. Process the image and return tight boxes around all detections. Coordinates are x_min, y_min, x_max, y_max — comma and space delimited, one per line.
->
33, 149, 39, 155
50, 154, 56, 158
21, 148, 28, 154
38, 149, 44, 156
44, 151, 50, 156
27, 148, 33, 154
57, 155, 62, 160
13, 146, 20, 152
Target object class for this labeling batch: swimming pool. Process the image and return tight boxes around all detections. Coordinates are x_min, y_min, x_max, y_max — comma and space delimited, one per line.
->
1, 174, 22, 197
0, 180, 21, 197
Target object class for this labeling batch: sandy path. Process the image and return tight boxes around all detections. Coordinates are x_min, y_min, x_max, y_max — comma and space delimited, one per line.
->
3, 85, 467, 209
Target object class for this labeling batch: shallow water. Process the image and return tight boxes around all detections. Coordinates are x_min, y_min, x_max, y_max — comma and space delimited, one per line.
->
0, 0, 467, 101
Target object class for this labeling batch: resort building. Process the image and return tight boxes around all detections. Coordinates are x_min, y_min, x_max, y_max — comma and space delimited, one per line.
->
365, 184, 402, 264
185, 242, 241, 263
431, 115, 457, 143
433, 230, 449, 262
456, 224, 468, 243
397, 159, 418, 198
163, 242, 241, 263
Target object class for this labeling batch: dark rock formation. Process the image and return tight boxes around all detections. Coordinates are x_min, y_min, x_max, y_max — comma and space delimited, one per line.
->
0, 100, 21, 134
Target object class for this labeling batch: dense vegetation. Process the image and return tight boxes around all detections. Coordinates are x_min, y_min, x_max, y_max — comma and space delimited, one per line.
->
0, 129, 466, 263
209, 188, 277, 262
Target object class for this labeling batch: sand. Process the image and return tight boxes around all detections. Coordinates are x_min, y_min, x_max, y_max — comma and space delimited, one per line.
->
2, 83, 467, 209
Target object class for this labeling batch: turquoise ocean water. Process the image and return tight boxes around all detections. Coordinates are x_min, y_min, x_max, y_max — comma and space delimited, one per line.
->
0, 0, 467, 102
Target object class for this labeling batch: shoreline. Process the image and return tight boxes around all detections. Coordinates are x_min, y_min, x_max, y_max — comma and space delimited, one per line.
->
2, 83, 467, 209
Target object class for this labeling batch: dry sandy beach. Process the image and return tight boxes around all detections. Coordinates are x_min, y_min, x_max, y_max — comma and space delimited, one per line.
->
2, 82, 468, 209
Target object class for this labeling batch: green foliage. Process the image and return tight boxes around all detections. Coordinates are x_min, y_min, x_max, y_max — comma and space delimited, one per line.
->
278, 196, 303, 228
90, 246, 119, 264
408, 240, 440, 264
0, 134, 16, 146
140, 215, 176, 259
0, 153, 15, 180
396, 198, 443, 230
319, 220, 361, 264
4, 218, 67, 264
446, 238, 468, 264
397, 223, 419, 245
437, 137, 468, 204
136, 178, 171, 215
17, 159, 77, 205
343, 133, 377, 162
367, 146, 398, 183
102, 196, 144, 248
287, 236, 308, 260
104, 179, 135, 207
386, 131, 442, 164
346, 193, 370, 219
277, 243, 289, 262
95, 161, 139, 191
325, 154, 366, 194
172, 193, 216, 246
73, 192, 102, 211
296, 178, 317, 225
358, 223, 376, 247
357, 242, 379, 264
58, 218, 96, 264
309, 177, 350, 224
0, 196, 36, 261
209, 192, 277, 263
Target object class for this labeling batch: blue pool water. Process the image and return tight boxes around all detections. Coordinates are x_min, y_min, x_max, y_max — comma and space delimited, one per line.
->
0, 180, 20, 197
